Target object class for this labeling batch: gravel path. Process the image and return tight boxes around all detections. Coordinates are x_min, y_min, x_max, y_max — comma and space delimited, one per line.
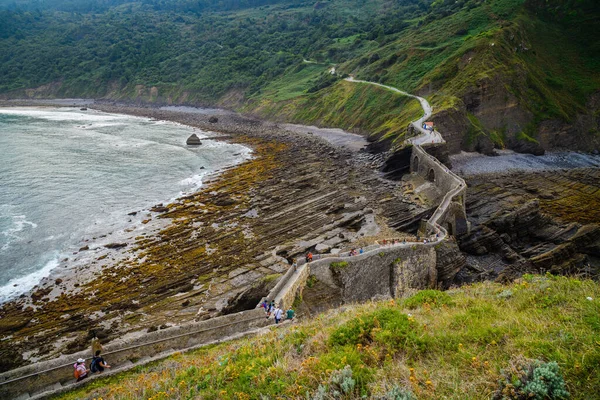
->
451, 150, 600, 176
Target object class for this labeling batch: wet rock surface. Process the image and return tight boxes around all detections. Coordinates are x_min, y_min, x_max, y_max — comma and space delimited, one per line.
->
186, 133, 202, 145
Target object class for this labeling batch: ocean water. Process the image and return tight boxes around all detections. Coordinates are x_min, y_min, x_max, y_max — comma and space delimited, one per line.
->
0, 107, 251, 302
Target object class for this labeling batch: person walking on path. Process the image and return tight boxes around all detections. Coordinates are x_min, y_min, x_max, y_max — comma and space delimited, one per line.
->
274, 306, 284, 324
267, 300, 275, 317
305, 252, 313, 263
90, 331, 103, 357
73, 358, 89, 382
90, 350, 111, 373
292, 258, 297, 272
286, 307, 295, 321
261, 299, 269, 313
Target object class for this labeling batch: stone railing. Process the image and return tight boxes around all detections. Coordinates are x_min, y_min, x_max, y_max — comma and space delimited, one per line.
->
411, 144, 467, 235
0, 309, 270, 399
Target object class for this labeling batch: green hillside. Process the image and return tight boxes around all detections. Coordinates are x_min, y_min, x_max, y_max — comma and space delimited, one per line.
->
0, 0, 598, 151
52, 275, 600, 399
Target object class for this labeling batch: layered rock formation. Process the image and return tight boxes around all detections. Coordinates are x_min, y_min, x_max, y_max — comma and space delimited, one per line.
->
455, 168, 600, 284
0, 106, 436, 372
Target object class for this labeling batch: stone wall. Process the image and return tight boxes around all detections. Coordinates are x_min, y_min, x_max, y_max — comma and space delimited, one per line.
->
411, 145, 462, 195
309, 244, 440, 303
392, 247, 438, 298
274, 264, 310, 310
0, 309, 269, 399
411, 144, 468, 236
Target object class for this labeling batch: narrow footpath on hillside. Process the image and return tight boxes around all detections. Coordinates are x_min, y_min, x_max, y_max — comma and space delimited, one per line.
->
344, 76, 444, 144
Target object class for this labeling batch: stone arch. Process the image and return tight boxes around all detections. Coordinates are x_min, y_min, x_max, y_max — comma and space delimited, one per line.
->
427, 168, 435, 182
412, 156, 420, 173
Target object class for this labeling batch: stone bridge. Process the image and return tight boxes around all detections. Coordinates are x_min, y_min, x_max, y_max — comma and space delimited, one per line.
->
411, 144, 468, 236
1, 80, 469, 400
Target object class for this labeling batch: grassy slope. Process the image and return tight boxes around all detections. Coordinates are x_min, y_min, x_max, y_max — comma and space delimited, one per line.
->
53, 275, 600, 399
247, 0, 599, 148
248, 77, 423, 145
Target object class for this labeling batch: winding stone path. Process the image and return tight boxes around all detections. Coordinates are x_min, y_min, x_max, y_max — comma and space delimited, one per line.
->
1, 76, 467, 400
344, 75, 467, 233
344, 77, 444, 144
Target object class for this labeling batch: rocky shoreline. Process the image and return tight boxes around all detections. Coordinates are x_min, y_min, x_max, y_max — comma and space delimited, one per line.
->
0, 102, 433, 372
1, 101, 599, 375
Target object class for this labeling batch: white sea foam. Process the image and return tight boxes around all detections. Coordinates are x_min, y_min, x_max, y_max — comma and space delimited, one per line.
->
0, 256, 60, 302
0, 215, 37, 252
179, 173, 207, 192
0, 106, 252, 303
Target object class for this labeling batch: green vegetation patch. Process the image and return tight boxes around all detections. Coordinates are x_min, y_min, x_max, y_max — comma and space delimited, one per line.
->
329, 308, 424, 350
52, 276, 600, 399
403, 289, 454, 309
330, 261, 349, 271
254, 80, 422, 147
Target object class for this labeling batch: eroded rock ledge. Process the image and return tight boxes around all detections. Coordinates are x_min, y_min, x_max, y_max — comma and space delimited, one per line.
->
455, 168, 600, 284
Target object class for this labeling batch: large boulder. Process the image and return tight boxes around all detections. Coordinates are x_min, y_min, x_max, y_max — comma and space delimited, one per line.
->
315, 243, 331, 254
186, 134, 202, 145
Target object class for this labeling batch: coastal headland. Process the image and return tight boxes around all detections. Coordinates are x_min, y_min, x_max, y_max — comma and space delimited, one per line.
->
1, 102, 599, 378
0, 103, 433, 372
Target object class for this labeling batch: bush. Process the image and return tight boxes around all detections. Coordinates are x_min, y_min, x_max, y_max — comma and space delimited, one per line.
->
329, 308, 424, 353
384, 385, 417, 400
330, 261, 349, 271
493, 357, 570, 400
403, 290, 454, 309
310, 365, 356, 399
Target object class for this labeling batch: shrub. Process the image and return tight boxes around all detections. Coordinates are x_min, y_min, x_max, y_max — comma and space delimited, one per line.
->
330, 261, 349, 271
329, 308, 424, 353
493, 357, 570, 400
384, 385, 417, 400
330, 365, 356, 396
403, 290, 454, 309
310, 365, 356, 399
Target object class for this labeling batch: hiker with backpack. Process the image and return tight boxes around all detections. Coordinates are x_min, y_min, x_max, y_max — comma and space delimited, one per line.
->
90, 350, 111, 373
73, 358, 89, 382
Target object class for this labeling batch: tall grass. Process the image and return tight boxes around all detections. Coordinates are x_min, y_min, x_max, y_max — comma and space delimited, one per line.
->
54, 275, 600, 400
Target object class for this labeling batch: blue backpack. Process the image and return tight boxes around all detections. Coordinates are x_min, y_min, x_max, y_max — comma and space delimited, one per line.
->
90, 357, 99, 373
